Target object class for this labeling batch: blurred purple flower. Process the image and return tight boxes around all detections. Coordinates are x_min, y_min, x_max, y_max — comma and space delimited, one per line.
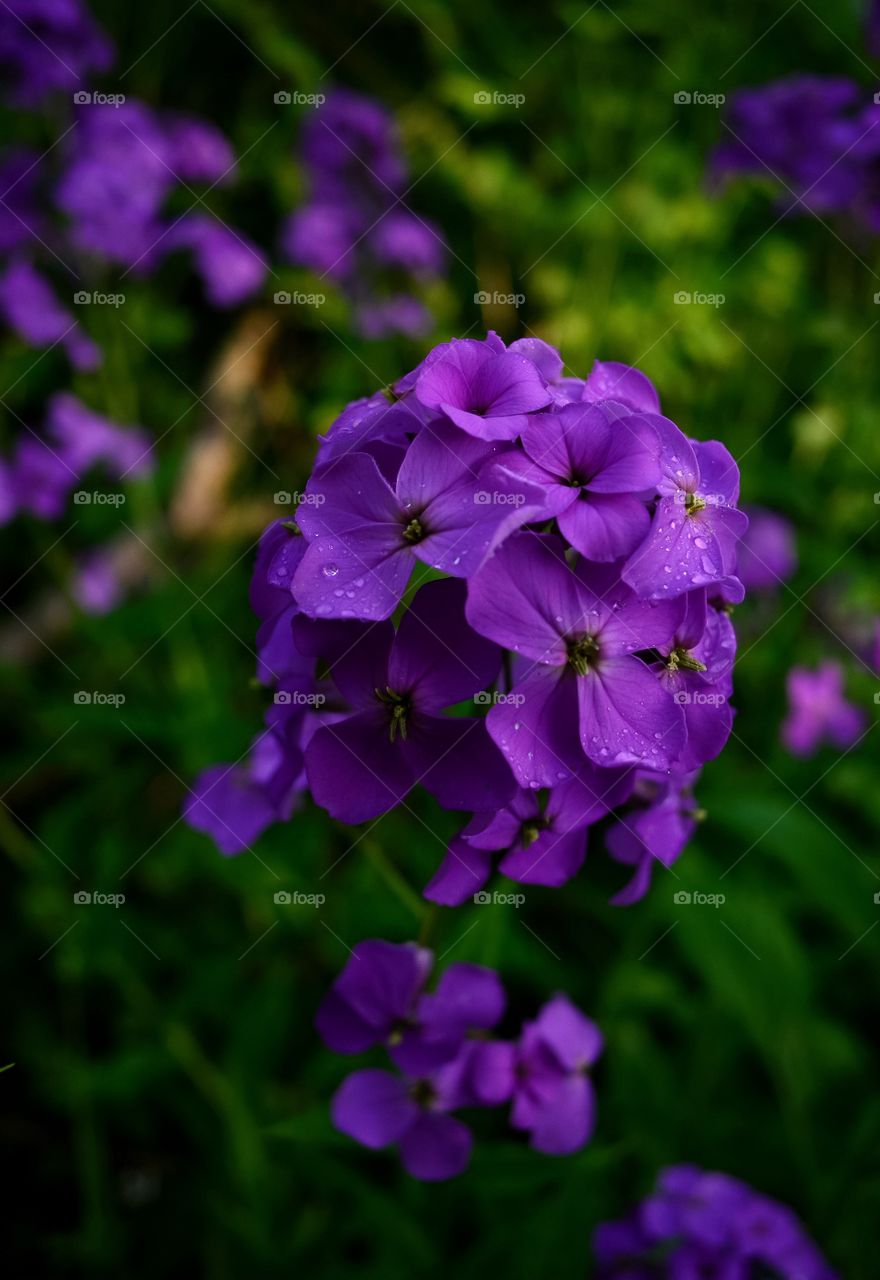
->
781, 661, 865, 757
0, 0, 113, 106
735, 505, 797, 592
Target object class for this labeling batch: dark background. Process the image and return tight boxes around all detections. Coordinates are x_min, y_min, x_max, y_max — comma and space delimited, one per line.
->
2, 1, 878, 1275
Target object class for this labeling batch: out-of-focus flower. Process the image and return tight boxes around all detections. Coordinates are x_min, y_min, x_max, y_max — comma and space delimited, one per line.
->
282, 88, 446, 337
0, 0, 113, 106
735, 506, 797, 592
781, 661, 865, 757
593, 1163, 839, 1278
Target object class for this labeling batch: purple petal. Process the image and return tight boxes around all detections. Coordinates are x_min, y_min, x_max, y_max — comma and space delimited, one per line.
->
298, 452, 401, 536
488, 664, 582, 787
314, 989, 378, 1054
293, 527, 412, 621
331, 1069, 417, 1149
559, 491, 651, 561
500, 827, 586, 886
398, 1111, 473, 1181
305, 710, 415, 822
528, 1074, 597, 1155
423, 837, 495, 905
330, 938, 430, 1034
578, 657, 686, 769
404, 715, 515, 812
466, 532, 584, 663
535, 994, 604, 1069
389, 578, 501, 709
582, 360, 661, 413
420, 963, 506, 1032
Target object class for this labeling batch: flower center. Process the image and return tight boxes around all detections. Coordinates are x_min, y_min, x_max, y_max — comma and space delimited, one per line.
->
409, 1079, 437, 1108
684, 491, 707, 516
520, 819, 547, 847
375, 686, 411, 742
566, 634, 600, 676
667, 646, 707, 673
402, 516, 425, 544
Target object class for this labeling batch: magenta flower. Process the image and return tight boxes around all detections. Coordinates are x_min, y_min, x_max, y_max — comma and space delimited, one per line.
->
622, 416, 747, 600
415, 336, 553, 441
781, 661, 865, 757
466, 533, 686, 785
509, 994, 603, 1155
304, 578, 514, 822
293, 424, 541, 621
0, 258, 100, 371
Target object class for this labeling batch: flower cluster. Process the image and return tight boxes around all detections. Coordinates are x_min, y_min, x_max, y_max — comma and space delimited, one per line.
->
711, 74, 880, 232
316, 939, 602, 1180
593, 1163, 839, 1279
282, 88, 446, 337
0, 0, 112, 106
188, 333, 747, 907
0, 393, 152, 527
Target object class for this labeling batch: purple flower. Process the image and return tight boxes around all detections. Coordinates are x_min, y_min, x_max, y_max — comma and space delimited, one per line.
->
781, 661, 865, 757
510, 994, 603, 1155
735, 505, 797, 592
415, 336, 553, 441
283, 89, 446, 337
316, 939, 504, 1074
165, 214, 266, 307
654, 589, 736, 772
466, 533, 686, 785
71, 548, 125, 615
711, 75, 866, 216
498, 401, 662, 561
303, 578, 515, 822
162, 115, 236, 185
605, 770, 702, 904
0, 258, 100, 370
46, 392, 153, 479
622, 417, 747, 601
292, 424, 540, 621
330, 1065, 476, 1181
594, 1164, 839, 1279
425, 761, 633, 905
0, 0, 113, 106
184, 715, 305, 855
320, 938, 511, 1181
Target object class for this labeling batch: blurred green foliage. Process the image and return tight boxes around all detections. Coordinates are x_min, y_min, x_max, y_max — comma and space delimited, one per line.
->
2, 0, 879, 1275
